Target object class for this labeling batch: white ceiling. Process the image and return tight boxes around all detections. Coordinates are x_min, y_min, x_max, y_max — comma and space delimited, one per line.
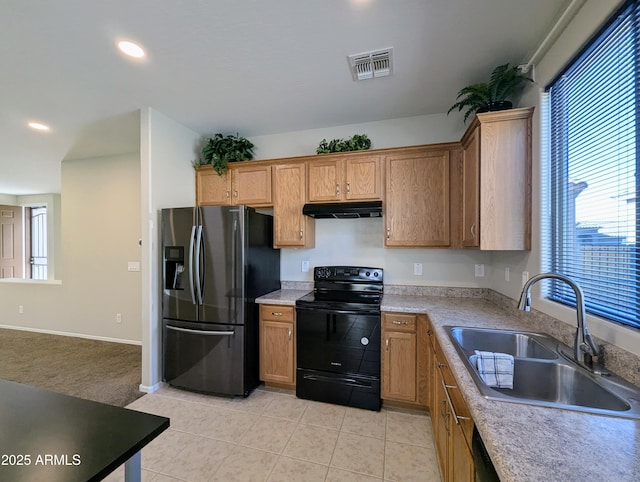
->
1, 0, 571, 195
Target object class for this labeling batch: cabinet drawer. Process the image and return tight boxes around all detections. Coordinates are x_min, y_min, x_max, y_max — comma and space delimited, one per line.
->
260, 304, 295, 322
383, 313, 417, 332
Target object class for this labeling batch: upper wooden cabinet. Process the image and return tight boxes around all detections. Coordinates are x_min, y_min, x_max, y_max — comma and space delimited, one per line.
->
273, 162, 315, 248
231, 165, 272, 206
196, 164, 271, 206
196, 167, 231, 205
384, 146, 454, 247
460, 107, 534, 250
307, 155, 382, 203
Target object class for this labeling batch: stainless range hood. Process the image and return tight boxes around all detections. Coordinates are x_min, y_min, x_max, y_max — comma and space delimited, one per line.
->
302, 201, 382, 219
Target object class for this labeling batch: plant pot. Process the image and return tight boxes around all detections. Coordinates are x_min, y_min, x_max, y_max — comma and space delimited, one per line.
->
476, 100, 513, 114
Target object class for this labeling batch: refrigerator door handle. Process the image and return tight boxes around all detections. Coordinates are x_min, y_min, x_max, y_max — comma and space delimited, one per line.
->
195, 225, 204, 305
166, 325, 235, 336
188, 225, 196, 304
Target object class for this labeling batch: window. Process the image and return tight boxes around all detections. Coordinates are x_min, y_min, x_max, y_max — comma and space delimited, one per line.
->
29, 206, 48, 280
547, 0, 639, 329
0, 204, 48, 280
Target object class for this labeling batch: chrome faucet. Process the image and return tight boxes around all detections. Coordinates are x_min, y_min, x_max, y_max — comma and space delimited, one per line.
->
518, 273, 601, 369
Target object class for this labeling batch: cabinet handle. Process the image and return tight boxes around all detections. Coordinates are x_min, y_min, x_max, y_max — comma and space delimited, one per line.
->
392, 320, 409, 325
386, 228, 390, 240
385, 338, 389, 351
470, 223, 476, 238
299, 230, 303, 240
437, 362, 447, 368
346, 183, 350, 194
226, 191, 230, 198
336, 183, 340, 195
288, 329, 292, 340
271, 312, 283, 317
442, 380, 471, 425
427, 329, 432, 337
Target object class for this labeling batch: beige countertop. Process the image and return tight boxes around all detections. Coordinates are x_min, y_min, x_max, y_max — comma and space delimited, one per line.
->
258, 289, 640, 481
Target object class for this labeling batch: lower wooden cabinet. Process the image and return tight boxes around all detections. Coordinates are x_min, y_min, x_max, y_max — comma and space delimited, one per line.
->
428, 319, 475, 482
381, 312, 429, 407
259, 304, 295, 387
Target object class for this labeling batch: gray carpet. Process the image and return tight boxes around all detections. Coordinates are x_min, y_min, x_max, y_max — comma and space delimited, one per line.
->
0, 328, 144, 407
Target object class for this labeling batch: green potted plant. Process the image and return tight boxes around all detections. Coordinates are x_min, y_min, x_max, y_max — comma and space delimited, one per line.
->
317, 134, 371, 154
447, 63, 533, 122
196, 133, 255, 175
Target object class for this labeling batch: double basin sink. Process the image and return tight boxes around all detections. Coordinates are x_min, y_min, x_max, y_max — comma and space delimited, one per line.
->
445, 326, 640, 419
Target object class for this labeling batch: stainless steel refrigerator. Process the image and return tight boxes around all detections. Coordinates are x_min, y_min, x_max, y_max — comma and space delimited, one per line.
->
161, 205, 280, 397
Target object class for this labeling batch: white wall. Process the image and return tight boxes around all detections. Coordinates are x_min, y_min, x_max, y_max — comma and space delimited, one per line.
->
0, 153, 141, 343
140, 107, 201, 391
489, 0, 640, 356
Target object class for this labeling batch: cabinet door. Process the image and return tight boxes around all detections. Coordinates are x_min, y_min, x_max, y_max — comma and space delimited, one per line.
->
345, 156, 382, 201
434, 370, 450, 482
462, 127, 480, 247
273, 163, 314, 247
232, 165, 272, 206
450, 421, 475, 482
195, 168, 231, 205
259, 320, 294, 384
307, 158, 343, 202
382, 330, 417, 402
385, 150, 450, 247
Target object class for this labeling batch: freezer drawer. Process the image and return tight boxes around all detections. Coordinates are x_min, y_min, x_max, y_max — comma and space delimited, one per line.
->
163, 319, 250, 396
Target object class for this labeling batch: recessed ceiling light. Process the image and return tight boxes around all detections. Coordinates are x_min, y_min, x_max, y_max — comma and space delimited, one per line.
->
28, 122, 50, 132
117, 40, 145, 58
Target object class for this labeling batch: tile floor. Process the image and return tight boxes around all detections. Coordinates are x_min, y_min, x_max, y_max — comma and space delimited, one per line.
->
104, 386, 442, 482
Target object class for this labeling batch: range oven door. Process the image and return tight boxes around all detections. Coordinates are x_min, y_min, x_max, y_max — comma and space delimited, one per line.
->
295, 305, 381, 411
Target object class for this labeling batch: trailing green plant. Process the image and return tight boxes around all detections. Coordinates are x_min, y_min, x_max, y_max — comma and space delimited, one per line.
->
196, 133, 255, 175
447, 63, 533, 122
317, 134, 371, 154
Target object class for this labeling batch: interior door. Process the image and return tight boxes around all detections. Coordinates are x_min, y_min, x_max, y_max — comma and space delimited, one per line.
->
0, 205, 23, 278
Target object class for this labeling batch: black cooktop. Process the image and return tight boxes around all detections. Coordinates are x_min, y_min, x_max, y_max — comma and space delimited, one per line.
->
296, 266, 383, 311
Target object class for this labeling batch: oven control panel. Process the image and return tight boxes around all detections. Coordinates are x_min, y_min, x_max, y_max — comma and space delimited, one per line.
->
314, 266, 383, 282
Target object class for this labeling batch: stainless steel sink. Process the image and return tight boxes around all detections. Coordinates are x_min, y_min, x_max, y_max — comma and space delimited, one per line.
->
494, 359, 630, 411
448, 326, 558, 360
444, 326, 640, 419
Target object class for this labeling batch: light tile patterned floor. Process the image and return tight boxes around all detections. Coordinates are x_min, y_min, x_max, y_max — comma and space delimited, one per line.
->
103, 386, 442, 482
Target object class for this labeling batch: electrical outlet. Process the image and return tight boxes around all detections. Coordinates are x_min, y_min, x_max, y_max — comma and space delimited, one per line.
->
522, 271, 529, 287
505, 267, 510, 282
116, 313, 122, 323
127, 261, 140, 272
18, 305, 23, 314
474, 264, 485, 277
413, 263, 422, 276
301, 260, 310, 273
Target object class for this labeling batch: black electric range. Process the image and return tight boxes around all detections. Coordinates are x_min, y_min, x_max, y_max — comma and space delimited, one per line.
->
295, 266, 383, 411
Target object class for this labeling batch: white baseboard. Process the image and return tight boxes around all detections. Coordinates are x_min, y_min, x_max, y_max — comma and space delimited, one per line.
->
139, 381, 164, 393
0, 323, 142, 346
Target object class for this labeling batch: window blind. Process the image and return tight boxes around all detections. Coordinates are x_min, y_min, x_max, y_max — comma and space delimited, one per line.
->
547, 0, 640, 329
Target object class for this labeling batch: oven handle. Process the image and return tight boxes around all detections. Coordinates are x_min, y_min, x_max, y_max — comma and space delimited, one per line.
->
302, 373, 373, 388
295, 306, 381, 316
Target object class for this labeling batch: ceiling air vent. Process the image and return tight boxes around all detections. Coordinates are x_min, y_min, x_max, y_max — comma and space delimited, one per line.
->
347, 47, 393, 81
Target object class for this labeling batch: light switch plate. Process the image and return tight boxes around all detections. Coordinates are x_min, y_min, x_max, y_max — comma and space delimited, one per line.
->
128, 261, 140, 272
301, 260, 310, 272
